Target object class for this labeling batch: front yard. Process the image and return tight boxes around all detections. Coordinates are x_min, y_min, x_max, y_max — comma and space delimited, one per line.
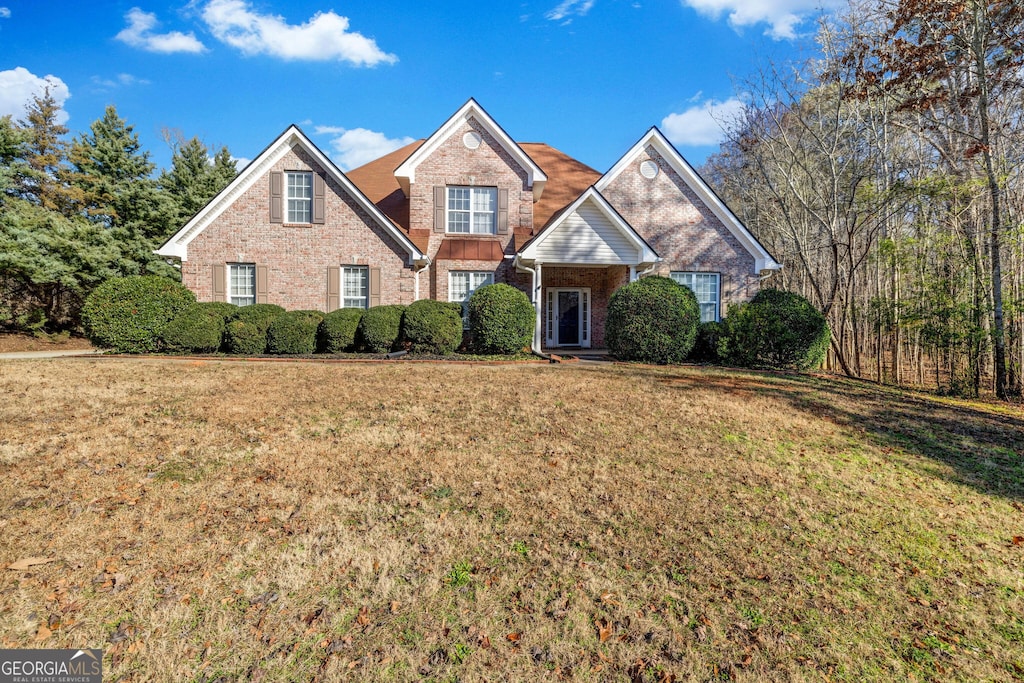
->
0, 359, 1021, 681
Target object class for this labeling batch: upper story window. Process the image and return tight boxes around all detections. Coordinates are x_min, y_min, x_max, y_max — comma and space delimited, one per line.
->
229, 263, 256, 307
287, 171, 312, 223
448, 186, 496, 234
671, 272, 720, 323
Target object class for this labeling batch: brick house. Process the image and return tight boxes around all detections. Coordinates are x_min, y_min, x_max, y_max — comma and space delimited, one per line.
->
156, 99, 780, 351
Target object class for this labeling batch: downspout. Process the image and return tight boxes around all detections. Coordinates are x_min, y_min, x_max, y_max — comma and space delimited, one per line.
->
514, 256, 550, 360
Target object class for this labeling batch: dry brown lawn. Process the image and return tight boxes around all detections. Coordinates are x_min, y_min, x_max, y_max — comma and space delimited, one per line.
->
0, 358, 1022, 682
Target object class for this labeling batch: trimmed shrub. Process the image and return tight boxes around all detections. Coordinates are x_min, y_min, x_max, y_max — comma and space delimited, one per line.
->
357, 305, 406, 353
719, 288, 830, 370
688, 320, 725, 363
468, 283, 535, 355
401, 299, 464, 355
318, 308, 364, 354
82, 275, 196, 353
161, 302, 236, 354
605, 275, 700, 364
266, 310, 325, 355
223, 303, 285, 355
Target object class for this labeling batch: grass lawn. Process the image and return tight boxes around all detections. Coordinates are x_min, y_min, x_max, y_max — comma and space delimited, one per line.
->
0, 359, 1022, 681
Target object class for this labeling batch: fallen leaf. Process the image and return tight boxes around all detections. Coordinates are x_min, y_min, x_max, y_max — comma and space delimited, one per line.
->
1011, 536, 1024, 546
35, 625, 51, 641
7, 557, 55, 571
356, 606, 370, 626
506, 632, 521, 642
596, 618, 613, 643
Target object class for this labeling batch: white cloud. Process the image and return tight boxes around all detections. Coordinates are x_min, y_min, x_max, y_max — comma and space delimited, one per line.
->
0, 67, 70, 124
661, 97, 744, 147
116, 7, 206, 53
0, 7, 11, 19
680, 0, 843, 39
91, 73, 151, 90
319, 127, 414, 171
231, 155, 251, 169
201, 0, 397, 66
545, 0, 595, 23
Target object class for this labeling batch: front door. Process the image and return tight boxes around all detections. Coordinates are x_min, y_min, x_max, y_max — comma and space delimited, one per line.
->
546, 288, 591, 348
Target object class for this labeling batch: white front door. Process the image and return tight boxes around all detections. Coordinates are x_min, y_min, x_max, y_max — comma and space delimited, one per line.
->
545, 288, 591, 348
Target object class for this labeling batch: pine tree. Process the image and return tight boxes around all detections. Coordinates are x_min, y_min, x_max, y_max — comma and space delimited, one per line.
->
159, 136, 237, 226
17, 88, 71, 213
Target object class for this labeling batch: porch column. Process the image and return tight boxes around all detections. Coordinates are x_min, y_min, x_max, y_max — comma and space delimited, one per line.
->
629, 265, 637, 282
533, 263, 543, 352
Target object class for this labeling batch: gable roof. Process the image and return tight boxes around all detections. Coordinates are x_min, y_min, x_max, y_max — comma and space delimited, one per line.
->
393, 98, 548, 201
595, 127, 781, 272
155, 126, 426, 264
518, 186, 658, 266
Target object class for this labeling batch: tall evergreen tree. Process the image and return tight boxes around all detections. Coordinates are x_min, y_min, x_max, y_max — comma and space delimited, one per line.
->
18, 88, 71, 213
159, 135, 238, 226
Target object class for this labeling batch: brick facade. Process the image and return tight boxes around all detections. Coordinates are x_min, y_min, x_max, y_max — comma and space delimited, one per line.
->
181, 147, 416, 311
599, 145, 760, 314
165, 108, 773, 346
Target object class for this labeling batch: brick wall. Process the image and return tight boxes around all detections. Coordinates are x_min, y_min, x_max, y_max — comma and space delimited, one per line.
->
600, 145, 761, 313
181, 147, 416, 311
406, 116, 534, 298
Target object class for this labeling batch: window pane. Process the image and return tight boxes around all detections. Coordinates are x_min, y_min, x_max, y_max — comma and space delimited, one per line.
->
671, 271, 719, 322
447, 186, 495, 234
229, 264, 255, 306
341, 266, 368, 309
286, 172, 312, 223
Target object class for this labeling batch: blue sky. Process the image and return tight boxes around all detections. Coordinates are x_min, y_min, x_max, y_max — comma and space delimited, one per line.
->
0, 0, 840, 175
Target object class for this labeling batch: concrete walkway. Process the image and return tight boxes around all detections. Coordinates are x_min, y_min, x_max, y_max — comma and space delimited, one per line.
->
0, 349, 104, 360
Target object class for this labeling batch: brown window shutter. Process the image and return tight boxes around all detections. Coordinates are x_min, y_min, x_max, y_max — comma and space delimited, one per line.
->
497, 188, 509, 234
269, 171, 283, 223
212, 264, 226, 302
369, 267, 381, 307
312, 174, 325, 224
327, 266, 340, 312
256, 265, 269, 304
433, 186, 446, 233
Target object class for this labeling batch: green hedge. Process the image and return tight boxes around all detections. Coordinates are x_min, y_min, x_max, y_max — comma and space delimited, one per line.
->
687, 320, 725, 363
468, 283, 535, 354
357, 305, 406, 353
161, 302, 236, 354
318, 308, 364, 353
223, 304, 285, 355
719, 288, 830, 370
605, 276, 700, 364
266, 310, 325, 355
82, 275, 196, 353
401, 299, 464, 355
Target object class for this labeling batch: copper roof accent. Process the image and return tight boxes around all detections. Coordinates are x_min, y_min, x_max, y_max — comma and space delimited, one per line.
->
435, 238, 506, 261
345, 139, 601, 254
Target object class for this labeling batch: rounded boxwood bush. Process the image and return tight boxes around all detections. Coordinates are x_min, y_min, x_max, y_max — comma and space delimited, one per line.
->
266, 310, 325, 355
318, 308, 364, 353
161, 302, 236, 354
82, 275, 196, 353
357, 305, 406, 353
605, 275, 700, 364
687, 320, 725, 363
401, 299, 464, 355
223, 303, 285, 355
719, 288, 830, 370
468, 283, 535, 354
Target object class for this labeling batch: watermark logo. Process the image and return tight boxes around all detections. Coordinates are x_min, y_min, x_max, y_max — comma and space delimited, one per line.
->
0, 649, 101, 683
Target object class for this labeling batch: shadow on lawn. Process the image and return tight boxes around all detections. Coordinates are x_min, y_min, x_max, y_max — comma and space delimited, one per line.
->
642, 367, 1024, 501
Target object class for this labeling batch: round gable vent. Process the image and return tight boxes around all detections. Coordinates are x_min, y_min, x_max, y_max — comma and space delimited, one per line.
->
463, 131, 482, 150
640, 160, 659, 179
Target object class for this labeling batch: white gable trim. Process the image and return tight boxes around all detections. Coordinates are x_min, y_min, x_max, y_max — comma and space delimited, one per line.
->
518, 187, 659, 266
155, 126, 426, 265
393, 98, 548, 201
595, 127, 781, 273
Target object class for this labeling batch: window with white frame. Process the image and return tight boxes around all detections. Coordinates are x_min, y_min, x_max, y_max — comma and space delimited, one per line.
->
671, 272, 720, 322
229, 263, 256, 307
341, 266, 368, 309
447, 187, 497, 234
449, 271, 494, 324
286, 171, 312, 223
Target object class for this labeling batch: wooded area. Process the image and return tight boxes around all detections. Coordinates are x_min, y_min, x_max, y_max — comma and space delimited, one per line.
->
705, 0, 1023, 399
0, 90, 236, 332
